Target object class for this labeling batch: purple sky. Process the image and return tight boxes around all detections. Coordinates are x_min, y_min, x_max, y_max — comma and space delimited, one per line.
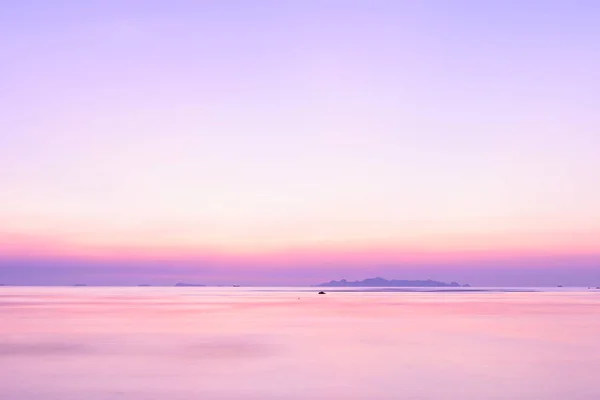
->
1, 1, 599, 286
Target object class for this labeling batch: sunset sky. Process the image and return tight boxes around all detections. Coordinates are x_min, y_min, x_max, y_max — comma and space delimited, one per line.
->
1, 1, 599, 286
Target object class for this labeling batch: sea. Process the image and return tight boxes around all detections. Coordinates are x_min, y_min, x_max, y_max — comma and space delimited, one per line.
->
1, 286, 599, 399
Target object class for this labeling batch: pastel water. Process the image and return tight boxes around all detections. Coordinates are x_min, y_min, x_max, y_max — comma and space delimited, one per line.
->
1, 287, 599, 399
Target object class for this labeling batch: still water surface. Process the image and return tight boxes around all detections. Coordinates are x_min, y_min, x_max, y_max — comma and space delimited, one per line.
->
1, 287, 599, 399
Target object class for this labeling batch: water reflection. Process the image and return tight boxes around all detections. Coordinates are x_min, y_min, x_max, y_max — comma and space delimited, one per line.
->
0, 287, 599, 399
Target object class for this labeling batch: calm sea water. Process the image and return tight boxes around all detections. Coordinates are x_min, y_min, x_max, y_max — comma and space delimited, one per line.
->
1, 287, 599, 400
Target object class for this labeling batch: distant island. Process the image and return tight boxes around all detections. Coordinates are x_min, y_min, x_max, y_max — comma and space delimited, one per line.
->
174, 283, 206, 287
317, 277, 469, 287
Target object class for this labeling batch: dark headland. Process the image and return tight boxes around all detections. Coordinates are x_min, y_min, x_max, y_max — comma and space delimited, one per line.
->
317, 277, 470, 287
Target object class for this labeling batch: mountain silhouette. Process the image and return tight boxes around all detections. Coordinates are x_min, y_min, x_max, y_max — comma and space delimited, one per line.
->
317, 277, 467, 287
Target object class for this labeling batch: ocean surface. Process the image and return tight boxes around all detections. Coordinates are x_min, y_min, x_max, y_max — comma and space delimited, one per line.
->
1, 286, 599, 400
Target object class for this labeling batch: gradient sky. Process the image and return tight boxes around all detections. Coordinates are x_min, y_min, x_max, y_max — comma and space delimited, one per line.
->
1, 0, 599, 286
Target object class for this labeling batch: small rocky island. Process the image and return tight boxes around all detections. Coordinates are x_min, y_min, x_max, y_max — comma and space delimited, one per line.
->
317, 277, 469, 287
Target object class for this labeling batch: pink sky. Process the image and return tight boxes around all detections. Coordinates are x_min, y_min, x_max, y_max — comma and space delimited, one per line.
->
1, 1, 599, 285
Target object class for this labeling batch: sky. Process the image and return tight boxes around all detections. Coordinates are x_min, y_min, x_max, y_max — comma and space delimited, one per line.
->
1, 0, 599, 286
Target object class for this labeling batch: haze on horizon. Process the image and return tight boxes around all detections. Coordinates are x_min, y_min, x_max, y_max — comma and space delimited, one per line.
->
1, 1, 599, 287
